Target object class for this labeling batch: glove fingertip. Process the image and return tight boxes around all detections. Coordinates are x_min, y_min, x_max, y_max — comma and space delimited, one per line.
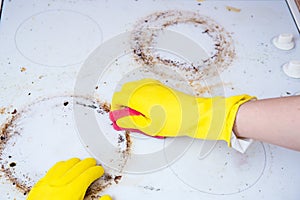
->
84, 165, 104, 181
99, 194, 112, 200
82, 158, 97, 166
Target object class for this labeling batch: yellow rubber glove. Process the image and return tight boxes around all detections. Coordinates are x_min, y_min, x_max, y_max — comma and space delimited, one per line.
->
26, 158, 112, 200
110, 79, 255, 146
100, 195, 113, 200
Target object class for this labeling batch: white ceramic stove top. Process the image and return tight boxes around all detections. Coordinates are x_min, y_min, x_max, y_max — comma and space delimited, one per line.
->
0, 0, 300, 200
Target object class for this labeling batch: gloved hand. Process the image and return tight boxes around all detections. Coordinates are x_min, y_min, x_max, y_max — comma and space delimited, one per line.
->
110, 79, 255, 146
27, 158, 112, 200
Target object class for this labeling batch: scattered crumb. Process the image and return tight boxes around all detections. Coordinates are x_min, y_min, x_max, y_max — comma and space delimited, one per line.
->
20, 67, 26, 72
9, 162, 16, 167
143, 186, 161, 191
118, 134, 125, 143
114, 175, 122, 184
38, 75, 44, 79
226, 6, 241, 12
0, 107, 6, 114
63, 101, 69, 106
101, 102, 110, 113
95, 86, 98, 90
11, 109, 17, 115
125, 131, 131, 149
103, 173, 112, 181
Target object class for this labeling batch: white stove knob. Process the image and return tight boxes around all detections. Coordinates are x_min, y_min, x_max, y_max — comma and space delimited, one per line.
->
272, 33, 295, 50
282, 60, 300, 78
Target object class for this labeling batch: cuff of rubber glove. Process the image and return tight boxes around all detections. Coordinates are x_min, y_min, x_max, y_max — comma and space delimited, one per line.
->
230, 131, 253, 153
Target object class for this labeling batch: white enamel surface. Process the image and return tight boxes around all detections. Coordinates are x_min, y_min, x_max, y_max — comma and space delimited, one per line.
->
0, 1, 300, 200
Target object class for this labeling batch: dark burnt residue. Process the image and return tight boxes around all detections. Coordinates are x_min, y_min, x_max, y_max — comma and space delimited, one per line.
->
76, 101, 98, 109
0, 112, 31, 194
114, 175, 122, 184
85, 173, 124, 199
124, 131, 132, 155
118, 131, 132, 172
0, 95, 131, 199
118, 134, 125, 143
85, 130, 132, 199
101, 102, 111, 113
85, 173, 113, 199
143, 185, 161, 191
131, 10, 235, 94
9, 162, 16, 167
76, 100, 110, 115
11, 109, 17, 115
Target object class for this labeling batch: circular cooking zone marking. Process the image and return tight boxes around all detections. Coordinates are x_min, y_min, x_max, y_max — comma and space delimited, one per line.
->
165, 140, 267, 195
131, 10, 235, 86
14, 10, 103, 67
0, 96, 128, 199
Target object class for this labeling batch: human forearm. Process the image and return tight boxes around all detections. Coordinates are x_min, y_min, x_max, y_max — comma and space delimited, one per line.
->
233, 95, 300, 151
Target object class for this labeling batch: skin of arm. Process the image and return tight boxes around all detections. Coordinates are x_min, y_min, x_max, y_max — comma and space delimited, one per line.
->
233, 95, 300, 151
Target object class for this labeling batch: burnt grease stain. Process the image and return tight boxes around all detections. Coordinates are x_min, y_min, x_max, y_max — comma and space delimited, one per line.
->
114, 175, 122, 184
143, 185, 161, 191
131, 10, 235, 95
11, 109, 17, 115
76, 101, 111, 115
9, 162, 16, 167
0, 96, 132, 198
